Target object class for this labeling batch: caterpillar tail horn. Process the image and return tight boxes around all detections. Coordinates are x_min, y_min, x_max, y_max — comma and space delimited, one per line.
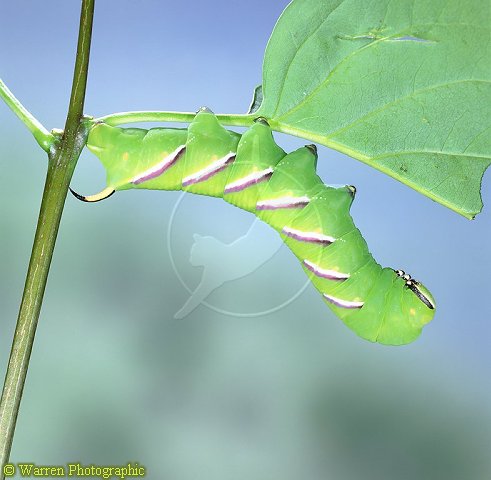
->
69, 186, 116, 203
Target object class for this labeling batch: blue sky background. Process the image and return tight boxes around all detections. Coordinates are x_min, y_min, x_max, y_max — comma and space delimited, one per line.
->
1, 1, 490, 478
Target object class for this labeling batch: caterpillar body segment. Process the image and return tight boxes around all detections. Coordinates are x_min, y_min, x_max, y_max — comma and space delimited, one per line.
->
83, 110, 435, 345
182, 111, 240, 196
224, 121, 286, 212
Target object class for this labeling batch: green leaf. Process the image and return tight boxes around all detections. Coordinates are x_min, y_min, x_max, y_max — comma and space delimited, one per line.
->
258, 0, 491, 219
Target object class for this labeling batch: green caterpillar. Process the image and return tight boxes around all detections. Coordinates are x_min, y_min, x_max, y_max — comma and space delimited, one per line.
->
74, 108, 435, 345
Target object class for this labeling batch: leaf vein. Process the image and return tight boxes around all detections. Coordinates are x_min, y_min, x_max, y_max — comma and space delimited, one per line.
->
327, 79, 491, 139
369, 149, 491, 161
274, 20, 489, 121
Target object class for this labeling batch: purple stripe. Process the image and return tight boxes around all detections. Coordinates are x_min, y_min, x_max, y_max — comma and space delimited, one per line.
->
224, 170, 273, 194
303, 260, 349, 280
282, 228, 334, 245
182, 154, 236, 187
256, 203, 308, 211
256, 199, 309, 211
323, 293, 364, 309
132, 146, 186, 185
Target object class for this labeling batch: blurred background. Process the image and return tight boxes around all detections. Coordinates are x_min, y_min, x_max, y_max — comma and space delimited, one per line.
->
0, 1, 490, 478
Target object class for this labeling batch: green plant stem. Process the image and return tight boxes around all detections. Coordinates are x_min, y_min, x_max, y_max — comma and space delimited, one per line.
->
97, 110, 257, 128
0, 78, 55, 153
0, 0, 95, 473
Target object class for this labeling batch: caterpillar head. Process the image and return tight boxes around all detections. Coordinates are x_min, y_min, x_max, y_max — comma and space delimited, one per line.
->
395, 269, 435, 310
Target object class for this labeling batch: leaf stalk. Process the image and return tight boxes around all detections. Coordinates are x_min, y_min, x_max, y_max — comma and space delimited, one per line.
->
96, 110, 256, 128
0, 78, 55, 153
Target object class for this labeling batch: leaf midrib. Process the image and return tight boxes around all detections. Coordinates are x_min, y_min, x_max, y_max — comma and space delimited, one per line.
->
272, 19, 489, 121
